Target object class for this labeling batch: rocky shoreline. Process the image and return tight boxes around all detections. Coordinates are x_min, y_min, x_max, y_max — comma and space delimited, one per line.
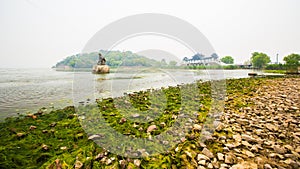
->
0, 76, 299, 168
199, 77, 300, 169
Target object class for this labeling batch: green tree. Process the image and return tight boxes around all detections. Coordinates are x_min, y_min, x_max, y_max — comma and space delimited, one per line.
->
251, 52, 271, 69
284, 53, 300, 73
284, 53, 300, 67
220, 56, 234, 64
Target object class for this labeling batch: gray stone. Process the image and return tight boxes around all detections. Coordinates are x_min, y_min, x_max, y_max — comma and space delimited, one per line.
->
264, 164, 272, 169
242, 141, 252, 147
251, 145, 259, 153
75, 160, 83, 169
217, 153, 224, 161
233, 134, 242, 142
241, 134, 256, 142
231, 161, 258, 169
255, 157, 264, 166
193, 124, 202, 131
224, 154, 236, 164
88, 134, 101, 140
215, 123, 225, 132
197, 166, 206, 169
198, 160, 206, 165
244, 150, 255, 158
284, 154, 295, 159
202, 148, 214, 158
265, 123, 278, 131
284, 145, 293, 151
134, 159, 141, 167
147, 125, 157, 133
273, 145, 286, 154
283, 158, 294, 165
207, 163, 213, 169
197, 154, 210, 161
212, 161, 220, 168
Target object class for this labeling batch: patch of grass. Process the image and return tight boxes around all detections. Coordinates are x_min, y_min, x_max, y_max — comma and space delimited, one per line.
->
263, 69, 286, 74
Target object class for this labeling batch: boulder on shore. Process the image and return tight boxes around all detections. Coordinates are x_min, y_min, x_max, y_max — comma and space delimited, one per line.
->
93, 65, 110, 74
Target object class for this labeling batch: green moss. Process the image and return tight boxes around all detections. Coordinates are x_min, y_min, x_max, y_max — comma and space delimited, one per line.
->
263, 69, 286, 74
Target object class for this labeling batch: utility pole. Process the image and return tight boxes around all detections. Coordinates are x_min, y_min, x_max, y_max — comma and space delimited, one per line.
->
276, 53, 279, 64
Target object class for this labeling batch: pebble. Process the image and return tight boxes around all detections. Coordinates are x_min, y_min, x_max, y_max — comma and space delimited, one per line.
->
198, 160, 206, 165
264, 164, 272, 169
131, 113, 140, 118
197, 166, 206, 169
29, 125, 37, 130
242, 141, 252, 147
75, 160, 83, 169
60, 146, 67, 150
134, 159, 141, 167
197, 154, 210, 161
273, 145, 286, 154
241, 134, 256, 143
265, 123, 278, 131
193, 124, 202, 131
233, 134, 242, 142
207, 163, 213, 169
252, 147, 261, 154
202, 148, 214, 158
224, 154, 236, 164
215, 123, 225, 132
217, 153, 224, 161
147, 125, 157, 133
16, 132, 25, 137
119, 160, 127, 169
119, 117, 126, 124
41, 144, 48, 150
244, 150, 255, 158
88, 134, 101, 140
231, 161, 258, 169
106, 158, 112, 165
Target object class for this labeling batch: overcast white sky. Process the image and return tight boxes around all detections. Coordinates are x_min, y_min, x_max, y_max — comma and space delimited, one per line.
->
1, 0, 299, 68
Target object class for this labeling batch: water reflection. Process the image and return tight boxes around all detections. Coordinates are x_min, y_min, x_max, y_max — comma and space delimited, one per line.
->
0, 68, 257, 119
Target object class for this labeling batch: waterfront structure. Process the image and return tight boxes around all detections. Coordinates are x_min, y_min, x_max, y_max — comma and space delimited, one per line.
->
183, 53, 221, 66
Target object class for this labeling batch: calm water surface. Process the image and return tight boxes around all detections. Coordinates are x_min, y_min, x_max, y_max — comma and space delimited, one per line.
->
0, 68, 258, 119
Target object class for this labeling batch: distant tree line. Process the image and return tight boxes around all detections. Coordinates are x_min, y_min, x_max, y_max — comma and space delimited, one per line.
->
56, 50, 299, 72
55, 50, 169, 68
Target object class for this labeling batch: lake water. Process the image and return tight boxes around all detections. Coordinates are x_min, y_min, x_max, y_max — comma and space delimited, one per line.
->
0, 68, 258, 119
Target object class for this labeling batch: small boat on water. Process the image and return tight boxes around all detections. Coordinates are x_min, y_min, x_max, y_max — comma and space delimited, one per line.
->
248, 72, 285, 77
248, 72, 258, 77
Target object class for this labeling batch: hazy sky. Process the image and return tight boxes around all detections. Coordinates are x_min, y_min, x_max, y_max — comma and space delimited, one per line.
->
1, 0, 299, 68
